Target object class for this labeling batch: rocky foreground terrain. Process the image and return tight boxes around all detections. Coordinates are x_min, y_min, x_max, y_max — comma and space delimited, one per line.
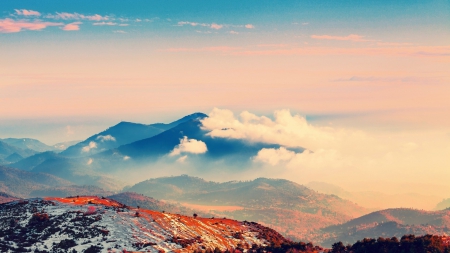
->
0, 196, 290, 253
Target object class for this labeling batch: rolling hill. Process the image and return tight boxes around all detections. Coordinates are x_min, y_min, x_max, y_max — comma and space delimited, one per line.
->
313, 208, 450, 247
0, 196, 292, 252
0, 138, 55, 152
127, 175, 368, 242
0, 140, 36, 165
435, 199, 450, 210
0, 165, 71, 198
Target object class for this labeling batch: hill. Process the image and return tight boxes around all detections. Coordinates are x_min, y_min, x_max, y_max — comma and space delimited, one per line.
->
0, 140, 36, 164
11, 152, 125, 191
435, 198, 450, 210
313, 208, 450, 247
0, 196, 293, 252
108, 192, 211, 218
61, 112, 207, 157
128, 175, 368, 241
0, 138, 55, 152
0, 165, 71, 198
0, 192, 19, 204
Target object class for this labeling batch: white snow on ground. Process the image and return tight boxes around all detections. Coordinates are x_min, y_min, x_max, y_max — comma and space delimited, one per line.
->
0, 198, 269, 252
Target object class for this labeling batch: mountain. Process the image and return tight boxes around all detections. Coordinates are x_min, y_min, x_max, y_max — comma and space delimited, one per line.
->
0, 192, 19, 204
307, 181, 441, 211
0, 137, 55, 152
0, 196, 292, 252
127, 175, 368, 242
0, 165, 71, 198
52, 140, 81, 151
0, 140, 36, 164
92, 117, 296, 173
108, 192, 210, 217
29, 185, 113, 198
435, 199, 450, 210
10, 151, 125, 191
313, 208, 450, 247
61, 112, 207, 157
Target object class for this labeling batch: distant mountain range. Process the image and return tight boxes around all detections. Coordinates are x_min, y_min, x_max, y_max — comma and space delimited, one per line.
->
307, 181, 442, 211
0, 140, 36, 164
435, 199, 450, 210
313, 208, 450, 247
127, 175, 367, 242
61, 112, 207, 157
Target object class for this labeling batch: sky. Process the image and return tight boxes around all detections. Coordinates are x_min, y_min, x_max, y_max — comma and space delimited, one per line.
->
1, 1, 449, 196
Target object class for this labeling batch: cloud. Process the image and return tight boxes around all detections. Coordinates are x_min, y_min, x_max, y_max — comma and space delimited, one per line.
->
81, 141, 97, 153
163, 46, 241, 53
210, 23, 223, 30
47, 12, 108, 21
169, 136, 208, 156
254, 147, 347, 169
229, 30, 239, 34
231, 45, 450, 58
201, 108, 336, 150
253, 147, 296, 166
87, 158, 93, 165
177, 21, 208, 27
96, 135, 116, 142
62, 22, 82, 31
245, 24, 254, 29
0, 18, 63, 33
15, 9, 41, 16
66, 125, 74, 136
311, 34, 369, 42
113, 30, 127, 34
123, 156, 131, 161
93, 22, 117, 26
176, 155, 188, 163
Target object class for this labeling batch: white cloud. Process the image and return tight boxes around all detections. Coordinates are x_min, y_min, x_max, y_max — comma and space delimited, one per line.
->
87, 158, 93, 165
245, 24, 254, 29
81, 141, 97, 153
253, 147, 296, 166
254, 147, 347, 169
169, 136, 208, 156
311, 34, 370, 42
47, 12, 108, 21
176, 155, 188, 163
15, 9, 41, 16
93, 22, 117, 26
201, 108, 336, 150
96, 135, 116, 142
123, 156, 131, 161
210, 23, 223, 30
113, 30, 127, 33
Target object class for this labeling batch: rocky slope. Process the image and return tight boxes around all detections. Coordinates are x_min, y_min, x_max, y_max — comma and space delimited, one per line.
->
0, 196, 290, 252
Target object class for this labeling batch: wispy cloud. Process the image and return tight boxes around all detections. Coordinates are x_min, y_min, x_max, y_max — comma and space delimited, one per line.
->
46, 12, 108, 21
15, 9, 41, 16
62, 22, 82, 31
93, 22, 117, 26
210, 23, 223, 30
0, 18, 63, 33
245, 24, 254, 29
311, 34, 369, 42
113, 30, 127, 34
332, 76, 431, 83
164, 46, 241, 53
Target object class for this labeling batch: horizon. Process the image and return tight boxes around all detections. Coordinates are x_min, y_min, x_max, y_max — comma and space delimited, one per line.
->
1, 0, 449, 222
